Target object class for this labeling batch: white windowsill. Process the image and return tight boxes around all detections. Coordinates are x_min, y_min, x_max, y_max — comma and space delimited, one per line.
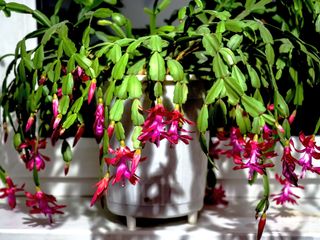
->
1, 197, 320, 239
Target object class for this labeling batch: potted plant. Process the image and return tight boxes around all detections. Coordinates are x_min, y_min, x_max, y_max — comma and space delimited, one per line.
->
0, 0, 320, 238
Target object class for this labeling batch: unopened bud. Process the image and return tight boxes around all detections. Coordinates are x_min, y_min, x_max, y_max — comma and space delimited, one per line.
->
25, 114, 35, 132
288, 110, 297, 125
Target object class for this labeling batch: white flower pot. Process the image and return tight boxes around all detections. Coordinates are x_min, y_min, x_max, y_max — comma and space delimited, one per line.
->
106, 78, 208, 230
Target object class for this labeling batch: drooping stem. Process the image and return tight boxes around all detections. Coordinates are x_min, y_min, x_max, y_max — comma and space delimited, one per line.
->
33, 165, 40, 187
262, 172, 270, 211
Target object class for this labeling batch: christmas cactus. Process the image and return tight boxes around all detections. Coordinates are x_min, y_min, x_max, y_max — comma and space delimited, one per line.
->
0, 0, 320, 238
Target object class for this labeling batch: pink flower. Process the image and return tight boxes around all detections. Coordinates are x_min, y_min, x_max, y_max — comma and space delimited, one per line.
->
221, 127, 246, 164
113, 159, 139, 185
19, 138, 50, 171
88, 79, 96, 104
138, 104, 168, 147
52, 94, 59, 118
93, 99, 104, 143
281, 144, 298, 186
164, 109, 193, 145
291, 132, 320, 178
105, 143, 140, 186
271, 174, 304, 205
0, 176, 24, 209
25, 189, 65, 224
233, 135, 275, 180
90, 174, 112, 206
25, 114, 35, 132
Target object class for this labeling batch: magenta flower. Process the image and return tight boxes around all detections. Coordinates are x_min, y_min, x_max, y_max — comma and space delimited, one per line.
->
105, 143, 140, 186
25, 189, 65, 224
164, 109, 193, 145
113, 158, 139, 185
90, 174, 112, 206
19, 138, 50, 171
233, 135, 275, 180
291, 132, 320, 178
52, 94, 59, 118
25, 113, 35, 132
93, 99, 104, 143
138, 104, 168, 147
222, 127, 246, 164
271, 174, 304, 205
281, 144, 298, 186
88, 79, 96, 104
0, 176, 24, 209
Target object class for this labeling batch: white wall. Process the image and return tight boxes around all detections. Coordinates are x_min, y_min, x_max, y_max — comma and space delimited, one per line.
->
121, 0, 187, 28
0, 0, 37, 85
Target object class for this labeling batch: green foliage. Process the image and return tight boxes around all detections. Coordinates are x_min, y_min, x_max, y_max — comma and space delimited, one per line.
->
0, 2, 320, 222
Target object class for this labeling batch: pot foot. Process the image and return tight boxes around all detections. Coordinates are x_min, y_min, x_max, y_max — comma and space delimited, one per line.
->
126, 216, 136, 230
188, 212, 198, 224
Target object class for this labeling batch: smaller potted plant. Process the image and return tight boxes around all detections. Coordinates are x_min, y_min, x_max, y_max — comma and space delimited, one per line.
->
0, 0, 320, 238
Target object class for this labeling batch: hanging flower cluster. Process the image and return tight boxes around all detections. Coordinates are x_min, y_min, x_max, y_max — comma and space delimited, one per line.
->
19, 138, 50, 171
90, 101, 194, 206
0, 176, 24, 209
219, 127, 276, 181
25, 188, 66, 224
138, 103, 193, 147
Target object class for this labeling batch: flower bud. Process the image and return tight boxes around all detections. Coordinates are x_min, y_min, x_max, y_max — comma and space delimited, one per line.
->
288, 110, 297, 125
275, 122, 285, 133
64, 163, 70, 176
73, 124, 85, 147
52, 94, 59, 118
53, 114, 62, 130
267, 104, 274, 111
107, 121, 115, 139
257, 213, 267, 240
88, 79, 96, 104
25, 113, 35, 132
